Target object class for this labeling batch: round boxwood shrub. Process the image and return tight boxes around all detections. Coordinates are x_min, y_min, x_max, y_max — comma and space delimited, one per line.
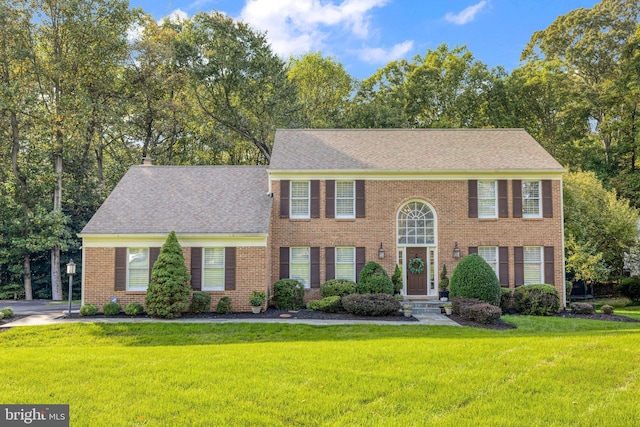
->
513, 284, 560, 315
306, 296, 341, 313
215, 296, 232, 314
321, 279, 356, 298
617, 276, 640, 303
449, 254, 501, 306
190, 291, 212, 313
79, 304, 98, 316
273, 279, 305, 310
124, 302, 144, 316
0, 307, 14, 319
102, 302, 121, 316
571, 302, 595, 314
357, 261, 393, 295
600, 304, 614, 315
341, 293, 401, 316
500, 288, 513, 313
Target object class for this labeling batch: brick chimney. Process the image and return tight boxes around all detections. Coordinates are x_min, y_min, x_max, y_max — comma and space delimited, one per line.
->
142, 157, 154, 166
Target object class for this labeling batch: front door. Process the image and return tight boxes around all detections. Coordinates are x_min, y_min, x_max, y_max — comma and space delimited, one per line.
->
406, 247, 428, 295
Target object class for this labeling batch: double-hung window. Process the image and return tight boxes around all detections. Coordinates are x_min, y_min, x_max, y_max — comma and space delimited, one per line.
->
203, 248, 225, 291
127, 248, 149, 290
478, 246, 498, 277
290, 247, 310, 288
290, 181, 310, 218
478, 181, 497, 218
523, 246, 543, 284
336, 181, 355, 218
335, 247, 356, 281
522, 181, 542, 218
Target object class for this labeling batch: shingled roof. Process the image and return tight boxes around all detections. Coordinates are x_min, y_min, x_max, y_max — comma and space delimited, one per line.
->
81, 166, 271, 235
270, 129, 564, 172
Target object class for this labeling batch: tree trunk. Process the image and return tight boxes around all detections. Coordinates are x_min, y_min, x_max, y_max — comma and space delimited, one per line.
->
23, 254, 32, 301
51, 135, 63, 300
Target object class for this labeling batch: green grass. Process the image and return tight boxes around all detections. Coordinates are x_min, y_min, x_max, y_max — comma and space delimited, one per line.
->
592, 297, 640, 320
2, 318, 640, 426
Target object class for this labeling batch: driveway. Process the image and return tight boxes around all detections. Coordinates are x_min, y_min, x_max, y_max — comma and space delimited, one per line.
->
0, 300, 80, 315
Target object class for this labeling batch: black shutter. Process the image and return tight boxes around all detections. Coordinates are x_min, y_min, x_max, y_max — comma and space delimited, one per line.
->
279, 247, 289, 279
311, 247, 320, 288
468, 180, 478, 218
310, 180, 320, 218
544, 246, 555, 284
326, 247, 335, 281
326, 180, 335, 218
280, 180, 290, 218
148, 247, 160, 282
114, 248, 126, 291
514, 247, 524, 286
498, 180, 508, 218
542, 180, 553, 218
225, 247, 236, 290
356, 247, 366, 281
513, 180, 522, 218
190, 248, 202, 291
499, 247, 509, 287
356, 180, 365, 218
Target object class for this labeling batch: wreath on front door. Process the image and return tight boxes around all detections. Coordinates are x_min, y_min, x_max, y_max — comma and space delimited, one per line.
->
408, 257, 425, 274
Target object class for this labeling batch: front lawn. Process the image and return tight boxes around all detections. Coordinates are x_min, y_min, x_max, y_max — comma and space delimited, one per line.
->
2, 318, 639, 426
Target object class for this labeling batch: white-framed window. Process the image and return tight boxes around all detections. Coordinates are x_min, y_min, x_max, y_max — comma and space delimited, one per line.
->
522, 181, 542, 218
203, 248, 225, 291
478, 246, 499, 277
290, 181, 310, 218
524, 246, 543, 284
397, 201, 435, 245
336, 181, 355, 218
290, 247, 310, 288
127, 248, 149, 290
478, 180, 497, 218
335, 247, 356, 281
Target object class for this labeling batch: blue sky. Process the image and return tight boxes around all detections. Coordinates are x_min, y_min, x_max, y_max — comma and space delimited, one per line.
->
129, 0, 599, 79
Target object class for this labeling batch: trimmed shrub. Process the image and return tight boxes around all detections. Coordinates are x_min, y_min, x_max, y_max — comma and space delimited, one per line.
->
439, 264, 449, 291
124, 303, 144, 316
451, 297, 502, 324
341, 293, 401, 316
571, 302, 595, 314
500, 288, 513, 313
145, 231, 192, 319
600, 304, 614, 315
190, 291, 212, 313
102, 302, 121, 316
79, 304, 98, 316
321, 279, 356, 298
392, 265, 402, 294
0, 307, 14, 318
513, 284, 561, 316
307, 296, 341, 313
273, 279, 304, 310
0, 312, 4, 320
357, 261, 393, 295
216, 296, 232, 314
449, 254, 501, 306
617, 276, 640, 302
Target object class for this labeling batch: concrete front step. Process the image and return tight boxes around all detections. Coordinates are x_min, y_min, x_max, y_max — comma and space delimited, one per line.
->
402, 299, 449, 315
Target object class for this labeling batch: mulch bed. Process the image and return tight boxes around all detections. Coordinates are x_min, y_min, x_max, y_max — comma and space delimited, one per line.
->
555, 310, 639, 323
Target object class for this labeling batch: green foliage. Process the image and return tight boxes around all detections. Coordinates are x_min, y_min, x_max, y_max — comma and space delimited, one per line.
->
102, 302, 122, 317
571, 302, 595, 315
513, 285, 561, 316
341, 293, 401, 316
391, 265, 402, 294
216, 296, 232, 314
451, 297, 503, 324
617, 277, 640, 302
449, 254, 501, 306
439, 264, 449, 291
306, 296, 342, 313
189, 292, 211, 313
321, 279, 356, 298
357, 261, 393, 295
145, 232, 192, 319
0, 307, 14, 319
600, 304, 614, 315
124, 303, 144, 316
250, 291, 266, 307
500, 288, 513, 313
79, 304, 98, 316
273, 279, 304, 310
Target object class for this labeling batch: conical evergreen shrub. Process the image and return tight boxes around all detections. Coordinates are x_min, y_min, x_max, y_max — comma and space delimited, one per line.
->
449, 254, 501, 306
145, 231, 192, 318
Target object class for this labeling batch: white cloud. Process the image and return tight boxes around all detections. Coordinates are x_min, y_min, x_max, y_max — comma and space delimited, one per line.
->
239, 0, 388, 56
163, 9, 189, 24
444, 0, 487, 25
357, 40, 414, 64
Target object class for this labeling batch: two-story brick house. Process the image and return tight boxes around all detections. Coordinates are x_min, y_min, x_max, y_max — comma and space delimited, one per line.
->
79, 129, 566, 311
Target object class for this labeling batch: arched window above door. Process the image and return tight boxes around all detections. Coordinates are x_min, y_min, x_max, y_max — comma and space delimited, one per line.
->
397, 201, 435, 245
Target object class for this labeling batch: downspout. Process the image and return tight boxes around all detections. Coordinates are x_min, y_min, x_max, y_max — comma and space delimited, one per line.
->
560, 176, 566, 308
